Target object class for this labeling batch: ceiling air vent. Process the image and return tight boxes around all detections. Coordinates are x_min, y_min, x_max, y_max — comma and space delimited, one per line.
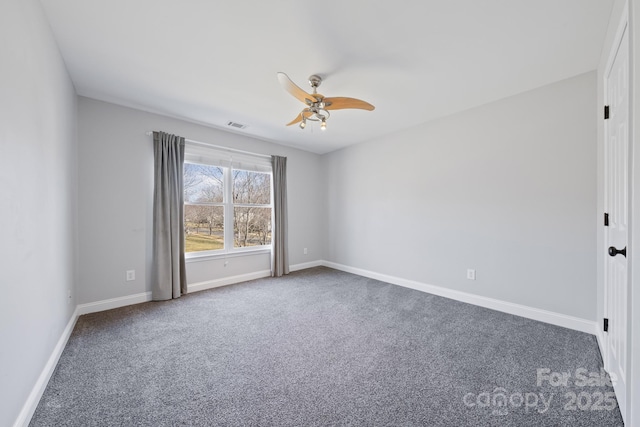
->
227, 121, 247, 130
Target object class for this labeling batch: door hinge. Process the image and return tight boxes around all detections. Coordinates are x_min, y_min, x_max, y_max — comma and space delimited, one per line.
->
604, 213, 609, 226
604, 105, 610, 120
604, 318, 609, 332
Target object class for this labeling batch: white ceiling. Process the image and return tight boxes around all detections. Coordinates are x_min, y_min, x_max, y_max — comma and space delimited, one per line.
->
40, 0, 614, 154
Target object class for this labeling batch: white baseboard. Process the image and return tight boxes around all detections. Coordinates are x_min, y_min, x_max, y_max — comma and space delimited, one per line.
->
290, 260, 323, 272
322, 261, 598, 335
13, 307, 79, 427
77, 292, 153, 316
188, 270, 272, 293
77, 270, 274, 315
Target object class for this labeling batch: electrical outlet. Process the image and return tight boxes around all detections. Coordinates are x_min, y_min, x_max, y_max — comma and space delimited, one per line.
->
303, 248, 308, 255
126, 270, 135, 281
467, 269, 476, 280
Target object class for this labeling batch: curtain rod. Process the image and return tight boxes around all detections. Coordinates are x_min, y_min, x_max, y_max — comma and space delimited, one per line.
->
145, 131, 272, 160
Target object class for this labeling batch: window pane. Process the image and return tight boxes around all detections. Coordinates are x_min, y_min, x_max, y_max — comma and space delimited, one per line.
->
184, 205, 224, 252
234, 207, 272, 247
232, 170, 270, 204
184, 163, 224, 203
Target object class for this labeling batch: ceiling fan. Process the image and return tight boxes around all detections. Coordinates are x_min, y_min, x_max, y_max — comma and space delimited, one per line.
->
277, 72, 375, 130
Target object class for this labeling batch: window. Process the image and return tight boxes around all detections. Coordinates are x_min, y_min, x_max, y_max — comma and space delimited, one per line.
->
184, 164, 225, 253
232, 170, 272, 248
183, 143, 272, 257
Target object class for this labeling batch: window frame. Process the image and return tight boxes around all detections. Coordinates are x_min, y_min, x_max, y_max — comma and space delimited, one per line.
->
183, 152, 273, 261
226, 166, 273, 252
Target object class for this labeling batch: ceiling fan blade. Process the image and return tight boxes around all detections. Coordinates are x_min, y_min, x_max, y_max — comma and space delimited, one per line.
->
277, 72, 318, 104
286, 113, 304, 126
285, 110, 313, 126
324, 97, 375, 111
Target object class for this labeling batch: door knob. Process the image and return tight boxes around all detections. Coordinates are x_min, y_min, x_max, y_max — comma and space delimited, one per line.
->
608, 246, 627, 258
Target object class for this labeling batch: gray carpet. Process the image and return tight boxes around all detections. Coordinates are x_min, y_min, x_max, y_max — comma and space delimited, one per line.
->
31, 267, 624, 426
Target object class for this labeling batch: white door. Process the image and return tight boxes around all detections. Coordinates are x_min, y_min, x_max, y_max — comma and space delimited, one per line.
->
604, 18, 629, 420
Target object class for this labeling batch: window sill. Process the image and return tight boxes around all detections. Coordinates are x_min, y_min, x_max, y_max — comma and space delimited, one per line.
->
185, 247, 271, 263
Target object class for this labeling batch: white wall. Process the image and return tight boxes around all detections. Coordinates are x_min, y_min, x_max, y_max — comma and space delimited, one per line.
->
77, 97, 323, 304
322, 72, 597, 321
0, 0, 78, 425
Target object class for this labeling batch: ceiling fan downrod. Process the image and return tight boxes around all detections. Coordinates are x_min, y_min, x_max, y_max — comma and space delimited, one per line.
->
308, 75, 322, 94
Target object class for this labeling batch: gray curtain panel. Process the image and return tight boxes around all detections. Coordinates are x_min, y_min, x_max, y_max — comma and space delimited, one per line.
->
152, 131, 187, 300
271, 155, 289, 277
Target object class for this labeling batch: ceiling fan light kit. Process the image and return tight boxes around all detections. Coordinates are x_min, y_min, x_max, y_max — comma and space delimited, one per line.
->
277, 72, 374, 131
